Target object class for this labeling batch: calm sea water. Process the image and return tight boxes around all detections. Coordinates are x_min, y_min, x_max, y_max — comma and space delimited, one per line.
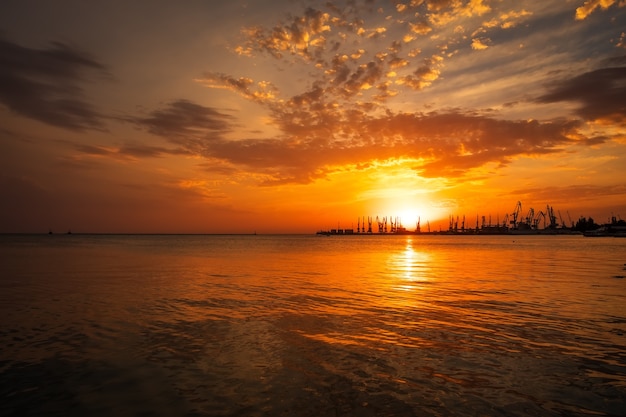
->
1, 234, 625, 417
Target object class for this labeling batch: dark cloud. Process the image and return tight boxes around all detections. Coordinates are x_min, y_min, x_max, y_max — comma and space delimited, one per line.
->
129, 99, 237, 152
0, 36, 108, 131
537, 66, 626, 126
118, 144, 191, 158
73, 143, 190, 160
340, 60, 385, 97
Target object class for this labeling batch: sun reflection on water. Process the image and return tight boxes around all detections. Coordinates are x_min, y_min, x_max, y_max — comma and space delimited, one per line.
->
389, 238, 432, 292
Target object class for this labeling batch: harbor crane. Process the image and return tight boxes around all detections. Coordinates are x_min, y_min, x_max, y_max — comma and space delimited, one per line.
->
546, 205, 558, 228
525, 208, 535, 226
534, 211, 546, 229
376, 216, 388, 233
567, 211, 573, 228
511, 201, 522, 228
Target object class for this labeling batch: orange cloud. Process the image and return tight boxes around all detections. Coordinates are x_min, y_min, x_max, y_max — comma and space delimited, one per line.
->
471, 37, 490, 50
398, 55, 443, 90
236, 7, 331, 60
575, 0, 619, 20
409, 21, 432, 35
127, 95, 587, 186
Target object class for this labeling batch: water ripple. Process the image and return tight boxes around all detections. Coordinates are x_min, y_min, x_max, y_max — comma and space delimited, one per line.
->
1, 234, 625, 416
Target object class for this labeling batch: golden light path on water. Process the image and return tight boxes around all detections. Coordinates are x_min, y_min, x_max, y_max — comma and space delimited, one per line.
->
393, 238, 432, 291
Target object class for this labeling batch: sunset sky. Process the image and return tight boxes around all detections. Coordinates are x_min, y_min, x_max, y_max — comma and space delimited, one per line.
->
1, 0, 625, 233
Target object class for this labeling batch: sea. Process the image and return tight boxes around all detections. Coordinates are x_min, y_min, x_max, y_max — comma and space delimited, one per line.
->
1, 233, 625, 417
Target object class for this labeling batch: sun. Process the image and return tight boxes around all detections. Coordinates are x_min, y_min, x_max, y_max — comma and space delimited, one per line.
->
397, 208, 421, 227
378, 196, 445, 230
356, 164, 450, 229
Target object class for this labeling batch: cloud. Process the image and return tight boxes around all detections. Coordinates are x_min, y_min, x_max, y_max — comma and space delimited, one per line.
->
398, 55, 444, 90
187, 3, 612, 185
618, 32, 626, 48
72, 143, 191, 161
357, 111, 580, 178
479, 8, 532, 32
575, 0, 620, 20
462, 0, 491, 17
129, 99, 238, 152
229, 1, 536, 105
141, 2, 618, 186
133, 92, 585, 184
197, 73, 278, 103
536, 66, 626, 126
425, 0, 491, 26
471, 38, 490, 50
237, 7, 331, 61
230, 3, 461, 100
408, 21, 432, 36
224, 1, 562, 114
118, 144, 191, 158
0, 36, 108, 131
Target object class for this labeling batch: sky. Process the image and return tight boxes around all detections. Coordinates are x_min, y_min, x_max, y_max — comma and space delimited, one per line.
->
1, 0, 625, 233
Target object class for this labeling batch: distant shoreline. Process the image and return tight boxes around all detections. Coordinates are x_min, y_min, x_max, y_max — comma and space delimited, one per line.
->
0, 232, 264, 236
